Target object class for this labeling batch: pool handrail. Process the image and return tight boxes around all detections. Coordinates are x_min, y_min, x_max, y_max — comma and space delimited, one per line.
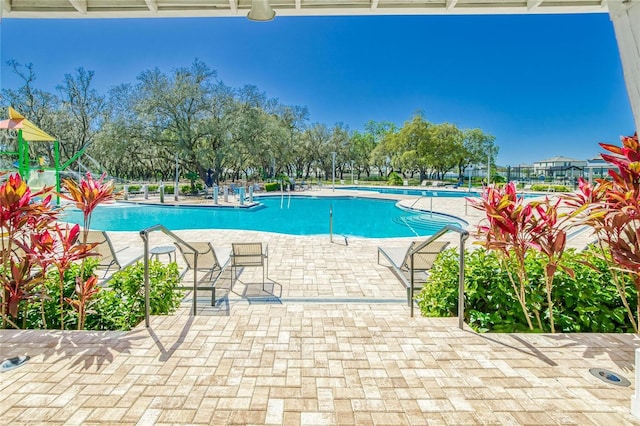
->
139, 224, 202, 327
407, 224, 469, 328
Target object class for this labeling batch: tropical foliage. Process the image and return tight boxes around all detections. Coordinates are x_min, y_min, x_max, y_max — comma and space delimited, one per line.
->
0, 171, 180, 331
416, 247, 636, 333
424, 133, 640, 333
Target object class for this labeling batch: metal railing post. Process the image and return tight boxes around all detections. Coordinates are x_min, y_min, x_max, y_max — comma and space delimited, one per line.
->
457, 232, 467, 329
407, 224, 469, 328
140, 230, 150, 328
410, 252, 415, 317
329, 205, 333, 243
193, 252, 198, 316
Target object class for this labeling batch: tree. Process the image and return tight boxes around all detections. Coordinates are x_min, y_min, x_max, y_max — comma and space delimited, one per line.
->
1, 61, 60, 163
130, 59, 218, 181
428, 122, 463, 181
456, 128, 496, 182
55, 67, 106, 169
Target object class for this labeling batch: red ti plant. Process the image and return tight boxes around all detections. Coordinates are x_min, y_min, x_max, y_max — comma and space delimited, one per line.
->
59, 172, 117, 329
0, 173, 57, 327
528, 197, 574, 333
470, 181, 537, 330
65, 275, 100, 330
31, 224, 96, 329
567, 133, 640, 331
60, 172, 117, 246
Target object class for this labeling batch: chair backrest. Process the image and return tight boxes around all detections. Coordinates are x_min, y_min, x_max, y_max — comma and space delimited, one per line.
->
174, 241, 220, 270
401, 240, 449, 272
231, 243, 264, 267
84, 230, 120, 270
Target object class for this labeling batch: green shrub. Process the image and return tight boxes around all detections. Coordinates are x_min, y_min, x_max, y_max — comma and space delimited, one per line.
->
18, 260, 99, 330
163, 185, 175, 194
415, 247, 637, 333
127, 185, 141, 193
387, 172, 403, 186
265, 182, 280, 192
530, 184, 571, 192
181, 184, 192, 194
147, 184, 159, 192
16, 259, 182, 331
85, 260, 182, 330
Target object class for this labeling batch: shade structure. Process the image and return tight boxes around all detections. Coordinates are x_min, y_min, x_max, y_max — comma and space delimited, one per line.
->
0, 107, 56, 142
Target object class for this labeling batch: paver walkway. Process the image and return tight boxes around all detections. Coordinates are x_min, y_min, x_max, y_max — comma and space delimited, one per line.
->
1, 189, 639, 425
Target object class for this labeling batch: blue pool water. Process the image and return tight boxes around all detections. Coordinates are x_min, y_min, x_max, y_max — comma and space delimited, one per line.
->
61, 196, 466, 238
343, 186, 480, 197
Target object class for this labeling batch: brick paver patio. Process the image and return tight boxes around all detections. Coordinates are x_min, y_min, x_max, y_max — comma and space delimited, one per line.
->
1, 190, 639, 425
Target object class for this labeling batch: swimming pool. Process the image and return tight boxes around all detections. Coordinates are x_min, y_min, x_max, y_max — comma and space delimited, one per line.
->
342, 186, 538, 198
61, 196, 467, 238
343, 186, 480, 197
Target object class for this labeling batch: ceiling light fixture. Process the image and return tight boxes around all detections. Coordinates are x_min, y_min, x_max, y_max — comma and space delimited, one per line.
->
247, 0, 276, 22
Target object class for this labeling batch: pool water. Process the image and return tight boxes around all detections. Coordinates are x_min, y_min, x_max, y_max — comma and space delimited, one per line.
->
61, 196, 466, 238
343, 186, 480, 197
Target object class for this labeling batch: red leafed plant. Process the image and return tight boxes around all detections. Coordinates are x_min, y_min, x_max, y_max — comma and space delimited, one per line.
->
60, 172, 117, 246
60, 172, 118, 329
65, 275, 100, 330
565, 133, 640, 332
470, 182, 537, 330
1, 171, 117, 330
528, 197, 574, 333
0, 173, 57, 327
471, 181, 579, 332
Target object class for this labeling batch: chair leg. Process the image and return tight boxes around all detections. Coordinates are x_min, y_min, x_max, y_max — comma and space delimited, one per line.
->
211, 286, 216, 306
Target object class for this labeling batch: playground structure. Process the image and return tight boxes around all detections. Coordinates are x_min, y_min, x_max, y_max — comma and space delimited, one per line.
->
0, 107, 90, 203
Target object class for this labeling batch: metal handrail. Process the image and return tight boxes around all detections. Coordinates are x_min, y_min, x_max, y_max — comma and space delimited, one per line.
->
409, 224, 470, 329
139, 224, 201, 327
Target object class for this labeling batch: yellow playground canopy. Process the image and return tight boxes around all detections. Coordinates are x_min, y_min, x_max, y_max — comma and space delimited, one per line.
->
0, 106, 55, 141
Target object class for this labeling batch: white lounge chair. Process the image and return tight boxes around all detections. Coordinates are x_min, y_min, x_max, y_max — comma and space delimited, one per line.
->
377, 240, 449, 306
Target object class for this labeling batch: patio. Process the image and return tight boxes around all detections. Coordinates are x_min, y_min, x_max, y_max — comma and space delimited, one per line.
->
1, 193, 639, 425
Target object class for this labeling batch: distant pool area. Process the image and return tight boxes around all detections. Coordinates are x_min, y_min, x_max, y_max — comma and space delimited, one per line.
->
342, 186, 539, 198
62, 196, 467, 238
343, 186, 480, 197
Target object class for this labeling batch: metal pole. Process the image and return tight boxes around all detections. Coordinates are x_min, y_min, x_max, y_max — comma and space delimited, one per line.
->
141, 232, 150, 328
487, 148, 491, 186
351, 160, 354, 184
174, 153, 179, 202
410, 252, 415, 317
331, 151, 336, 191
54, 140, 61, 205
329, 205, 333, 243
457, 233, 467, 329
193, 252, 198, 316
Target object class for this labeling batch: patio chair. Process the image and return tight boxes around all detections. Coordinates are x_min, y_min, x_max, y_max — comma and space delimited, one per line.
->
377, 239, 449, 306
84, 230, 144, 280
174, 241, 230, 305
230, 242, 268, 290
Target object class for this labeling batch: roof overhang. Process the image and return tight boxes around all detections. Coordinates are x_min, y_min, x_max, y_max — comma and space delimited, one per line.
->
0, 0, 610, 19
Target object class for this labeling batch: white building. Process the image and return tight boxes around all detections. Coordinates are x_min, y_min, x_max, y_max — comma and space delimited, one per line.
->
533, 156, 587, 182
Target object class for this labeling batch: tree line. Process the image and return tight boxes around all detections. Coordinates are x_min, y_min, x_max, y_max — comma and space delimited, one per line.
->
0, 59, 498, 184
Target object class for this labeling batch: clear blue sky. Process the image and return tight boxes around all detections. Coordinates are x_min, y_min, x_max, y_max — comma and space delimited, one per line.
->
0, 13, 635, 166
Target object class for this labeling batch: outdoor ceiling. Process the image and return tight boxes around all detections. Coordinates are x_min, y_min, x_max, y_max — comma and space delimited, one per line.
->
1, 0, 609, 19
